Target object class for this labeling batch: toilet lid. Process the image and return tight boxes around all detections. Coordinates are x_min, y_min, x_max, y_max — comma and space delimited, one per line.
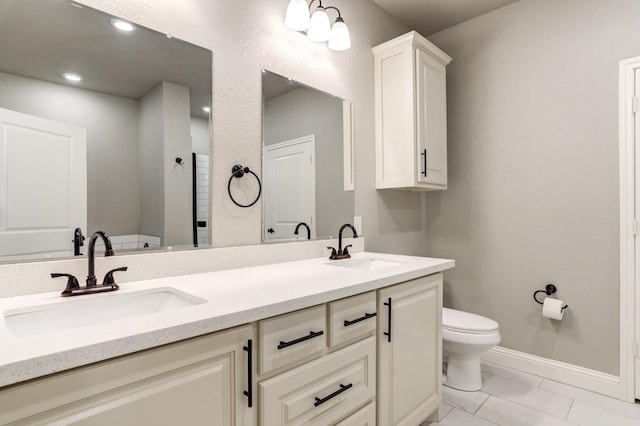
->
442, 308, 499, 333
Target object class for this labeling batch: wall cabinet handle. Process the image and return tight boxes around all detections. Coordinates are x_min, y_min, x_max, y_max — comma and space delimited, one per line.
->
313, 383, 353, 407
421, 149, 427, 177
277, 330, 324, 350
243, 339, 253, 408
343, 312, 377, 327
384, 298, 392, 343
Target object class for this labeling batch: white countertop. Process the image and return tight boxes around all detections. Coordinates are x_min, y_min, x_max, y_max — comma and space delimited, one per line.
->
0, 252, 453, 388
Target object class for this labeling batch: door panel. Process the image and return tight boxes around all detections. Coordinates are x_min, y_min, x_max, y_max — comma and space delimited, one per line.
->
263, 135, 315, 241
0, 107, 86, 259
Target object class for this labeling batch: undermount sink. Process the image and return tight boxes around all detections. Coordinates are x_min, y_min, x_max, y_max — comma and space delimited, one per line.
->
3, 288, 206, 338
329, 257, 406, 271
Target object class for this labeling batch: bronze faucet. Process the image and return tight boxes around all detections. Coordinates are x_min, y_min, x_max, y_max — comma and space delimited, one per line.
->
52, 231, 127, 297
294, 222, 311, 240
327, 223, 358, 260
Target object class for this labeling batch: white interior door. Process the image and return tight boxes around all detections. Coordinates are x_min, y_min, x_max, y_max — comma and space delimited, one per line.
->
263, 135, 315, 241
0, 107, 87, 260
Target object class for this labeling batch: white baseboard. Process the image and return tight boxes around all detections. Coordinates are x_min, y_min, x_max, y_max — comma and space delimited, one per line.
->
482, 346, 622, 399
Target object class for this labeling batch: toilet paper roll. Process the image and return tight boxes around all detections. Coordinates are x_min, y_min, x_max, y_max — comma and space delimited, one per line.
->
542, 297, 564, 320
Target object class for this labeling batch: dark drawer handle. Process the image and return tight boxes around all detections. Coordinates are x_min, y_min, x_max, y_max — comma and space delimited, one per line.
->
384, 298, 392, 343
314, 383, 353, 407
421, 149, 427, 177
343, 312, 377, 327
243, 339, 253, 408
277, 330, 324, 350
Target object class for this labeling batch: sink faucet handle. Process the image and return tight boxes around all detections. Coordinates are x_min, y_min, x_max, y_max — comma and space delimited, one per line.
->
103, 266, 128, 286
327, 246, 338, 259
51, 273, 80, 296
341, 244, 353, 256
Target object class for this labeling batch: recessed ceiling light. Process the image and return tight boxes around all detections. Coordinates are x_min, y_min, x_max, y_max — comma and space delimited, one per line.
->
63, 72, 83, 82
202, 106, 211, 113
110, 18, 136, 32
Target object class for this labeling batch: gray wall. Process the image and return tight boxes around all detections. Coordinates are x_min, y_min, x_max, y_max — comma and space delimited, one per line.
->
426, 0, 640, 375
162, 82, 193, 247
0, 71, 140, 236
264, 86, 354, 238
191, 117, 210, 155
138, 84, 165, 239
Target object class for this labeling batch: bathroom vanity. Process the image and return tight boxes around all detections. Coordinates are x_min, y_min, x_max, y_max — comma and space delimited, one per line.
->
0, 252, 453, 425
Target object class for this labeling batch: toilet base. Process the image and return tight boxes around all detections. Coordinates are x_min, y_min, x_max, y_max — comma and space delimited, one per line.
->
444, 352, 482, 391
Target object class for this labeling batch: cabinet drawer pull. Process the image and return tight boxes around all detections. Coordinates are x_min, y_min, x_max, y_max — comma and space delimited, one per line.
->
421, 149, 427, 177
343, 312, 377, 327
243, 339, 253, 408
384, 298, 392, 343
313, 383, 353, 407
277, 330, 324, 350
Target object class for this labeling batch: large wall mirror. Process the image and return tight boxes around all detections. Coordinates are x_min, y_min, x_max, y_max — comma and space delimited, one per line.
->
0, 0, 212, 262
262, 70, 354, 242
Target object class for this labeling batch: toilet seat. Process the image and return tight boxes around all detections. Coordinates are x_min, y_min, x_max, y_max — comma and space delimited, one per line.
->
443, 307, 498, 334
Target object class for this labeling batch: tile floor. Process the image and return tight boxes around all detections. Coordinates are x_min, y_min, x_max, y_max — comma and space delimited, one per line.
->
422, 362, 640, 425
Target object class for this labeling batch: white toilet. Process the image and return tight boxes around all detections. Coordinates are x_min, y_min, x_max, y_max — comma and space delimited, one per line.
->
442, 308, 501, 391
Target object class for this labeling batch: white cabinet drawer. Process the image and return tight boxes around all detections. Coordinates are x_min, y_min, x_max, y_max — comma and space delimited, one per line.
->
259, 336, 376, 426
259, 304, 326, 375
329, 291, 377, 348
335, 401, 376, 425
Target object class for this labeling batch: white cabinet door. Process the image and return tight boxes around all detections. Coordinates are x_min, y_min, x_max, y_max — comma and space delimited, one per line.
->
416, 49, 447, 187
378, 274, 442, 426
0, 107, 86, 260
0, 325, 257, 426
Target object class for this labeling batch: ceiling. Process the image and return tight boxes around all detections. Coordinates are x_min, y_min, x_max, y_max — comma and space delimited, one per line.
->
371, 0, 520, 36
0, 0, 212, 117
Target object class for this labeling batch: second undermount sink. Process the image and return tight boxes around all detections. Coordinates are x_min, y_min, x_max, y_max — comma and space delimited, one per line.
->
3, 288, 206, 338
329, 257, 406, 271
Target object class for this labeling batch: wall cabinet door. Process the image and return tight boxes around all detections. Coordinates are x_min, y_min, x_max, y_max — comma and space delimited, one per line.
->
0, 325, 257, 426
377, 273, 442, 426
373, 31, 451, 191
416, 49, 447, 187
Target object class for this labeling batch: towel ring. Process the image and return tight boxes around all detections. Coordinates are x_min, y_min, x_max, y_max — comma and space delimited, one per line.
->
227, 165, 261, 208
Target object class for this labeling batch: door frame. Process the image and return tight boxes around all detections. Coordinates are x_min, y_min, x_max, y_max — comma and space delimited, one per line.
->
619, 55, 640, 402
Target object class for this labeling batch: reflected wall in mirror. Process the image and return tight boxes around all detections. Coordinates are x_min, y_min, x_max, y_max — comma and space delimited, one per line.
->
0, 0, 213, 262
262, 70, 354, 242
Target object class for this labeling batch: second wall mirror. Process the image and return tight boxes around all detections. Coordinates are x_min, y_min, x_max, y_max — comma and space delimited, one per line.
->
261, 70, 354, 242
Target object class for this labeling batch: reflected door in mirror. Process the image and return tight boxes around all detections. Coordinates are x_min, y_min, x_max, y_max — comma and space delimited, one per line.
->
0, 108, 86, 260
263, 135, 316, 241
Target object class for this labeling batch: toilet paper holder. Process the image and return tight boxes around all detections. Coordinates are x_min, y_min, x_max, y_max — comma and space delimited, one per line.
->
533, 284, 568, 311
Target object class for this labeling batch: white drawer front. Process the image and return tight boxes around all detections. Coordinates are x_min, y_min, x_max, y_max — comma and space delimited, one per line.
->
259, 304, 327, 375
260, 336, 376, 426
329, 291, 377, 348
335, 401, 376, 426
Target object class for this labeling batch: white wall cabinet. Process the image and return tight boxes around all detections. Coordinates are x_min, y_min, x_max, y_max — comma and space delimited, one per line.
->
377, 273, 443, 425
0, 325, 257, 426
373, 31, 452, 191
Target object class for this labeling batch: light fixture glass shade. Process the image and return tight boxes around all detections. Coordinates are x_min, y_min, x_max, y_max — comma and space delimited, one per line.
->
284, 0, 310, 31
307, 7, 331, 42
328, 17, 351, 51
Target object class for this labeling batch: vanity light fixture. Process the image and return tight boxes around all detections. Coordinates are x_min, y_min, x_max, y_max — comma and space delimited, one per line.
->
63, 72, 83, 82
202, 106, 211, 113
284, 0, 351, 51
110, 18, 136, 32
